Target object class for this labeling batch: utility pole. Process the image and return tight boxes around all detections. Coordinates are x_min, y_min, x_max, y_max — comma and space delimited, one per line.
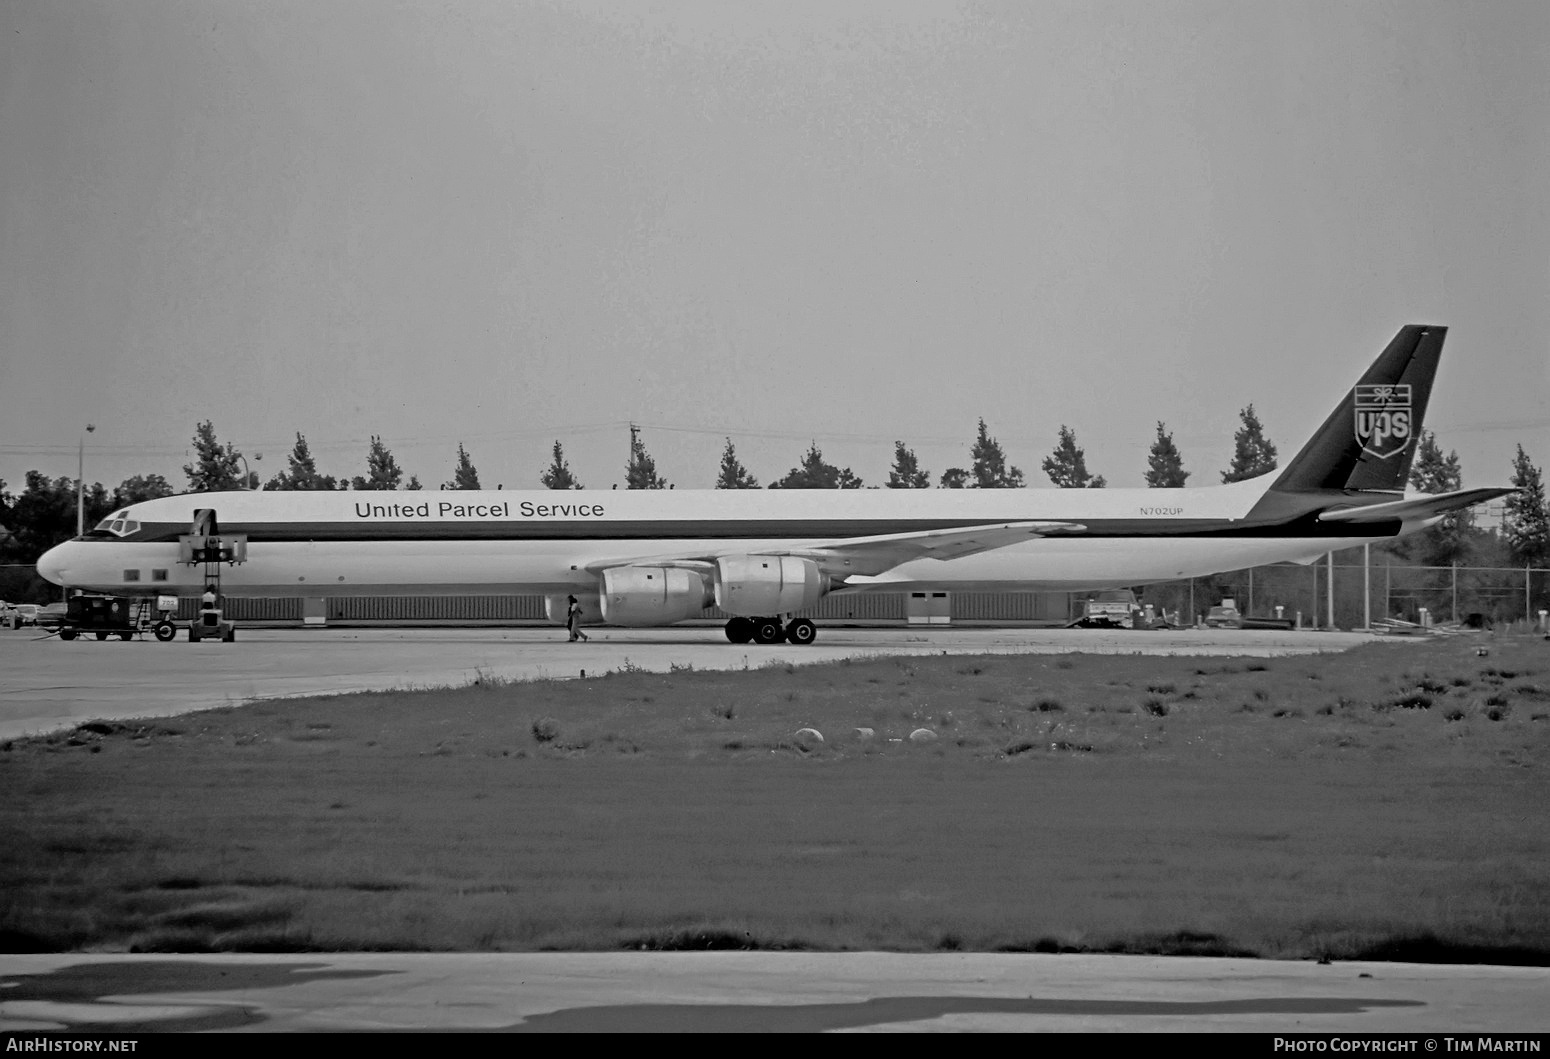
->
75, 423, 95, 537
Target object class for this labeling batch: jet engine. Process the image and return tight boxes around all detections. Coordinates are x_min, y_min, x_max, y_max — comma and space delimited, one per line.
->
714, 556, 827, 616
600, 567, 712, 626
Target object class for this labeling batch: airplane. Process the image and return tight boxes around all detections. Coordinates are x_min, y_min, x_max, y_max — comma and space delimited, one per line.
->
37, 324, 1512, 645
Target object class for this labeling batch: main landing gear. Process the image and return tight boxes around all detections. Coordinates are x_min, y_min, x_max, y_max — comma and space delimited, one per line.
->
724, 616, 817, 645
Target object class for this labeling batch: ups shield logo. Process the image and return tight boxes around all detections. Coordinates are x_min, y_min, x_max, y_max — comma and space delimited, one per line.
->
1355, 383, 1412, 460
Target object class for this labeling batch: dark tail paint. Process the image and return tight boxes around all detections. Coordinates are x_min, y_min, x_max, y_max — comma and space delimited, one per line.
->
1270, 325, 1445, 495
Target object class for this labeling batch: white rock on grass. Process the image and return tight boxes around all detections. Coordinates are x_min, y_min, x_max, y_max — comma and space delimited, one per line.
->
908, 728, 937, 743
794, 727, 824, 746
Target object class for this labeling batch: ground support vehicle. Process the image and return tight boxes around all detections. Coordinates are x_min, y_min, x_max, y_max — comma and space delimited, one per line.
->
187, 598, 236, 643
54, 595, 157, 641
178, 511, 245, 643
1068, 590, 1141, 629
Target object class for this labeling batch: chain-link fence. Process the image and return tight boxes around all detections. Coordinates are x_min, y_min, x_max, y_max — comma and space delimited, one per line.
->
1139, 557, 1550, 630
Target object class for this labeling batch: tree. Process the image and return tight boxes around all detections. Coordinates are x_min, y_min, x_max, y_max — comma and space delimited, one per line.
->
1407, 429, 1470, 566
4, 471, 113, 562
182, 421, 246, 492
939, 467, 969, 489
541, 441, 583, 490
350, 435, 406, 491
715, 438, 759, 489
887, 441, 931, 488
625, 425, 668, 489
114, 474, 175, 506
1221, 405, 1278, 483
444, 443, 481, 491
1043, 425, 1106, 488
769, 442, 863, 489
1505, 445, 1550, 569
1145, 421, 1190, 487
267, 433, 338, 491
969, 419, 1025, 488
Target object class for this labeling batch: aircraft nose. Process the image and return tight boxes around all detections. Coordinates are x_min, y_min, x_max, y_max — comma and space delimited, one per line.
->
36, 543, 69, 587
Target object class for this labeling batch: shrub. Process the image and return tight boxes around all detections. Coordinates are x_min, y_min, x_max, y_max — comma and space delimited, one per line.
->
531, 717, 561, 744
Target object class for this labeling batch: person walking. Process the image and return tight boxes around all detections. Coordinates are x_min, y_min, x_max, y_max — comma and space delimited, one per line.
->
566, 594, 588, 642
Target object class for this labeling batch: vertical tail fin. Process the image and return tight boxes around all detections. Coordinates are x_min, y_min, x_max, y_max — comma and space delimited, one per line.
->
1270, 324, 1445, 494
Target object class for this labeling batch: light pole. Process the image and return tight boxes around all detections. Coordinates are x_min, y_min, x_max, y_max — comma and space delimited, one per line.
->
239, 452, 264, 490
76, 423, 96, 537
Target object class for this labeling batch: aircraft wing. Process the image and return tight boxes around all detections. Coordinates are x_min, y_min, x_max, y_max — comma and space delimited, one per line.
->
1316, 487, 1516, 525
583, 521, 1086, 578
776, 521, 1086, 576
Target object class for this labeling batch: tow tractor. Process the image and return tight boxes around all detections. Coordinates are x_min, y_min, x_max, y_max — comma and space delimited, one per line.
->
177, 508, 247, 643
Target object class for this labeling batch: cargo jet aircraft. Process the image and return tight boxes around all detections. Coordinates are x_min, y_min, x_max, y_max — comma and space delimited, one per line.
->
38, 325, 1511, 644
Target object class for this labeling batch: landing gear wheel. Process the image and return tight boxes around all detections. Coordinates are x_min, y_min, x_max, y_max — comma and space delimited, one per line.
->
753, 618, 785, 645
785, 618, 817, 645
95, 631, 109, 641
119, 631, 134, 641
222, 627, 236, 642
153, 621, 176, 642
58, 629, 77, 641
189, 625, 201, 643
725, 617, 754, 644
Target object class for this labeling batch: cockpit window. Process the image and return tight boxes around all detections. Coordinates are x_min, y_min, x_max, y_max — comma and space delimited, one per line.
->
92, 518, 139, 538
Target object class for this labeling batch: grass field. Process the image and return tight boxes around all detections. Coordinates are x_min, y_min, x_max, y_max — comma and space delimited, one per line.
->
2, 635, 1548, 961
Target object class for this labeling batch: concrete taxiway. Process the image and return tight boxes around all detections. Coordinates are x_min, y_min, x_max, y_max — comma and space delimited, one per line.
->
1, 951, 1545, 1033
0, 624, 1382, 742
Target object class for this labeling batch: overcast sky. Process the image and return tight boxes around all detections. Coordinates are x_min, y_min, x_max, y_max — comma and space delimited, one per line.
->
2, 0, 1546, 496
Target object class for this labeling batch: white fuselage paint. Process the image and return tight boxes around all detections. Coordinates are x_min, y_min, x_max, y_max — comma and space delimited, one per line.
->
37, 477, 1408, 601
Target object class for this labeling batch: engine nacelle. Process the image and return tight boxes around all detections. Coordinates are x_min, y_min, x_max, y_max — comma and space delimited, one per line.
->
714, 555, 827, 617
544, 594, 603, 626
600, 567, 711, 626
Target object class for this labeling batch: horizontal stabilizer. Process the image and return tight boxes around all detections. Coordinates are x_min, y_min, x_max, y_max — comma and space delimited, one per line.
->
1316, 487, 1515, 525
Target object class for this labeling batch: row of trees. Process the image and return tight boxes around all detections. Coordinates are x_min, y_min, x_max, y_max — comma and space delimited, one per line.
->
176, 407, 1286, 497
543, 407, 1276, 492
63, 408, 1278, 504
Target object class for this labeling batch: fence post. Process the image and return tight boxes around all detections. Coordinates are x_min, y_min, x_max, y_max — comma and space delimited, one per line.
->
1326, 552, 1335, 630
1362, 544, 1370, 630
1528, 564, 1533, 625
